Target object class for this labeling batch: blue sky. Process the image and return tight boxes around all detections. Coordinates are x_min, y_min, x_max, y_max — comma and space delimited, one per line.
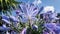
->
16, 0, 60, 13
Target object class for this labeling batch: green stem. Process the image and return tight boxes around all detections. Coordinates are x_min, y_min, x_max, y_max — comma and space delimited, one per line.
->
28, 19, 33, 34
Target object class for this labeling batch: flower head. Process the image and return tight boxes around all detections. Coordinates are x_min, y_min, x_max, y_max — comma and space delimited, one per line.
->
44, 23, 56, 31
44, 23, 60, 34
43, 7, 59, 22
18, 3, 40, 23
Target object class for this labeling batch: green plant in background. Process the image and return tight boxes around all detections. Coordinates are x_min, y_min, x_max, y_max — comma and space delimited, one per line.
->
0, 0, 21, 14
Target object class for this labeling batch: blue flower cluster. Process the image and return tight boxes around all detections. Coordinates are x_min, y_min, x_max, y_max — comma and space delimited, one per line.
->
0, 2, 60, 34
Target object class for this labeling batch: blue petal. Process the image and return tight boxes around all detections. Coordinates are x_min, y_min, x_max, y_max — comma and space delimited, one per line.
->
38, 6, 44, 14
2, 19, 10, 24
32, 7, 39, 17
0, 26, 11, 31
20, 3, 27, 14
2, 15, 9, 20
9, 16, 19, 22
20, 28, 27, 34
44, 23, 56, 31
54, 26, 60, 32
11, 31, 18, 34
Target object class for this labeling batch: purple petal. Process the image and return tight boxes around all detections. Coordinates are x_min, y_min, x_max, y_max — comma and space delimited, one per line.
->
2, 15, 9, 20
20, 3, 27, 14
9, 16, 19, 22
0, 26, 11, 31
20, 28, 27, 34
32, 7, 39, 16
43, 31, 49, 34
38, 6, 44, 14
2, 19, 10, 24
44, 23, 56, 31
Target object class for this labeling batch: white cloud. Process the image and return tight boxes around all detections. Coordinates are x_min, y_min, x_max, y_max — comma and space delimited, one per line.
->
33, 0, 42, 5
44, 6, 55, 13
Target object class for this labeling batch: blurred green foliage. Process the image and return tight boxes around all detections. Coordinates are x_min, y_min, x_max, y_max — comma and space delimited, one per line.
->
0, 0, 21, 14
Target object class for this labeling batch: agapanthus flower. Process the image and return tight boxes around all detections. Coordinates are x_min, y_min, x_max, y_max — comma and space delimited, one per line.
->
16, 9, 21, 15
54, 24, 60, 34
2, 15, 19, 28
11, 31, 18, 34
18, 3, 40, 23
43, 12, 59, 23
2, 24, 7, 28
2, 15, 19, 23
43, 6, 59, 23
44, 23, 56, 31
16, 10, 20, 14
0, 26, 11, 31
44, 23, 60, 34
2, 15, 9, 20
32, 25, 38, 31
9, 16, 19, 22
43, 6, 57, 19
43, 31, 49, 34
2, 19, 11, 24
9, 16, 19, 28
6, 31, 10, 34
20, 28, 27, 34
2, 15, 10, 24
